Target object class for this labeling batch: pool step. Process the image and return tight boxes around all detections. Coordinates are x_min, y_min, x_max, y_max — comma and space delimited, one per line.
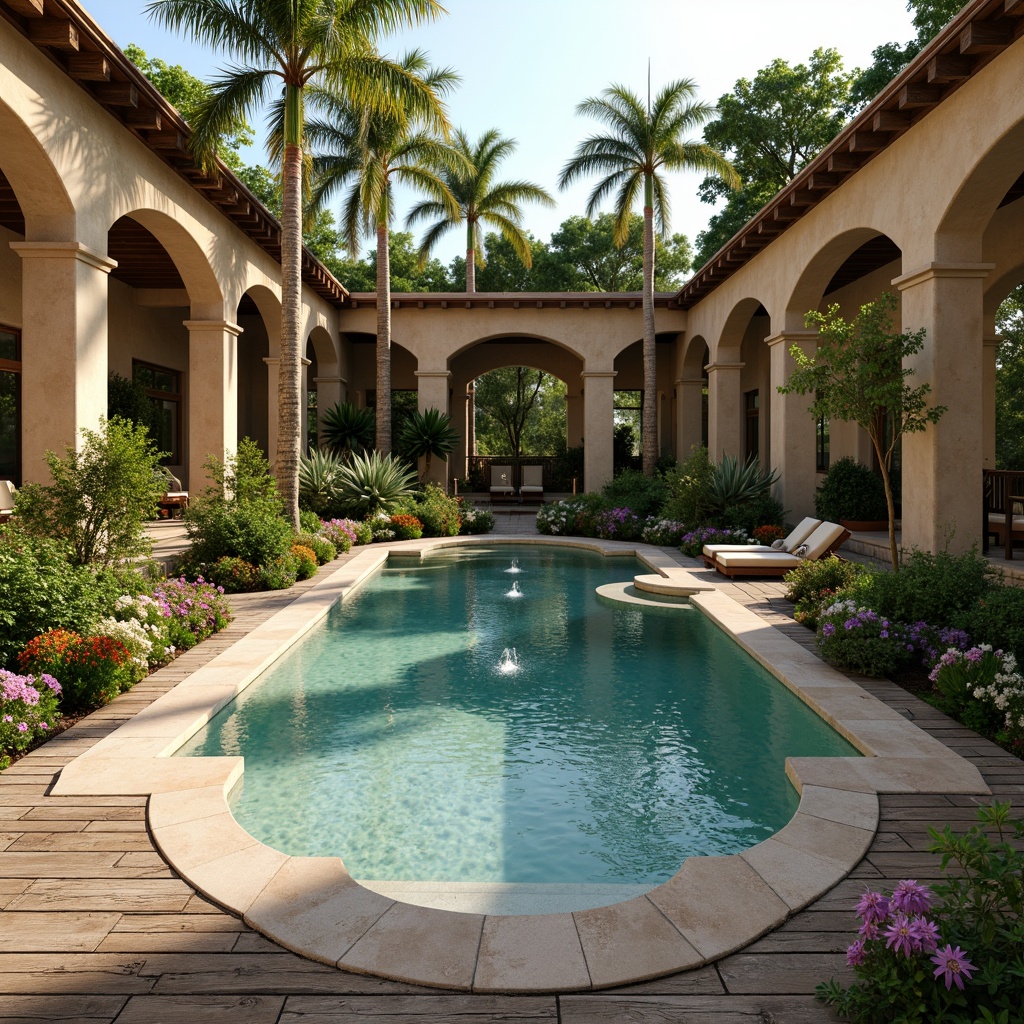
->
633, 573, 714, 597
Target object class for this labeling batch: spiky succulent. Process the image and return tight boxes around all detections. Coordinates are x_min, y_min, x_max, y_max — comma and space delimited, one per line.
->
335, 451, 419, 519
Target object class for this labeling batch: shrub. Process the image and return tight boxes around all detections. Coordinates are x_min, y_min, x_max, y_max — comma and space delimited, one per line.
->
706, 454, 779, 520
258, 556, 299, 591
953, 585, 1024, 668
816, 599, 912, 677
319, 519, 358, 553
389, 514, 424, 541
784, 556, 868, 626
413, 484, 461, 538
334, 451, 418, 518
298, 509, 322, 534
19, 629, 132, 710
549, 445, 584, 492
536, 494, 608, 537
398, 408, 458, 478
601, 469, 667, 519
458, 503, 494, 535
298, 448, 346, 518
90, 617, 153, 685
290, 544, 319, 580
294, 533, 336, 565
0, 669, 62, 766
152, 577, 231, 650
814, 456, 888, 523
929, 645, 1024, 752
752, 525, 785, 544
679, 526, 743, 558
719, 491, 786, 535
12, 417, 165, 567
641, 518, 689, 546
111, 593, 174, 667
856, 549, 995, 627
0, 531, 121, 669
819, 802, 1024, 1024
205, 556, 261, 593
595, 506, 645, 541
661, 446, 715, 526
320, 401, 375, 460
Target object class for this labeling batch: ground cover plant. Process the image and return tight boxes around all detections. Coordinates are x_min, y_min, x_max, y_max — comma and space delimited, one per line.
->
818, 801, 1024, 1024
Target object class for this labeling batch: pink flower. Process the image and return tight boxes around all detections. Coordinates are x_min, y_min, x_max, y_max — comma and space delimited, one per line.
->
891, 880, 932, 916
855, 890, 891, 925
846, 939, 866, 967
883, 913, 917, 957
931, 945, 975, 990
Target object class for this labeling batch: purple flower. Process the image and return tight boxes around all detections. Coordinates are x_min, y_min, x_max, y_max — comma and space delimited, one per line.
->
890, 879, 932, 916
966, 648, 983, 663
911, 916, 941, 953
17, 722, 28, 733
822, 623, 836, 637
931, 945, 975, 990
846, 939, 866, 967
858, 919, 880, 941
855, 890, 890, 925
883, 912, 917, 957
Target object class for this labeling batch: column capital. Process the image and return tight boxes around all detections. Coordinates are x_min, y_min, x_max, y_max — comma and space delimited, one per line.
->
264, 355, 311, 367
10, 240, 117, 274
414, 369, 451, 379
184, 320, 243, 337
983, 335, 1003, 349
674, 376, 705, 387
704, 361, 744, 373
765, 330, 819, 348
580, 370, 617, 380
892, 262, 996, 291
313, 375, 347, 385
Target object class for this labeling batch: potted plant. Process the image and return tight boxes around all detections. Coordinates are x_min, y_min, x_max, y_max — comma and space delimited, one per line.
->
814, 456, 888, 531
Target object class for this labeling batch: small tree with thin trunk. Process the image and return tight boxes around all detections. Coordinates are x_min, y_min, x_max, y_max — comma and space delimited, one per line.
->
474, 367, 545, 467
778, 292, 946, 570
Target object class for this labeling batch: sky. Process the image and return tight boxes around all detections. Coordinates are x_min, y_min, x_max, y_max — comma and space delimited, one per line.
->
79, 0, 918, 268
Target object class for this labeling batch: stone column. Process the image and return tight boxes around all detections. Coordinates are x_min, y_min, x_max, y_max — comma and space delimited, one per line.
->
983, 336, 1000, 470
186, 320, 242, 490
767, 331, 819, 520
582, 370, 616, 492
565, 384, 584, 451
12, 241, 116, 482
312, 375, 346, 450
706, 361, 744, 462
415, 368, 452, 487
675, 377, 705, 459
894, 262, 993, 553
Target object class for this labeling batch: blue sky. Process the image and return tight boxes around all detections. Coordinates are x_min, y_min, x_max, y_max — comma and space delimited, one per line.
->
80, 1, 917, 267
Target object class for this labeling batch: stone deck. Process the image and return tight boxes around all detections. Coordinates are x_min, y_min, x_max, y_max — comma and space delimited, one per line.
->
1, 529, 1021, 1021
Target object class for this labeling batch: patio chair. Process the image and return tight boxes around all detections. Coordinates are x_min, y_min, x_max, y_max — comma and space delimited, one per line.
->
519, 465, 545, 504
708, 521, 851, 578
702, 516, 821, 566
155, 469, 189, 519
489, 465, 515, 504
0, 479, 16, 522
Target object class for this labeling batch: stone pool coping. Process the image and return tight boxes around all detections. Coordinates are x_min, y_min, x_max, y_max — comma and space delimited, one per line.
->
50, 535, 990, 993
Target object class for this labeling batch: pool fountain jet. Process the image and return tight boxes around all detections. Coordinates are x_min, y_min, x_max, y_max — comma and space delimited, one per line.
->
506, 581, 524, 599
497, 647, 520, 675
504, 558, 522, 574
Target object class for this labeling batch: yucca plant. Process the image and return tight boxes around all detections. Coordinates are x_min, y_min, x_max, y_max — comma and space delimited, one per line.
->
398, 407, 459, 478
707, 455, 779, 516
298, 449, 345, 516
320, 402, 376, 461
336, 451, 419, 519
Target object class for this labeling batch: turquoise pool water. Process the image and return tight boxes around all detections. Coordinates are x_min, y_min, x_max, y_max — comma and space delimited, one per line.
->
179, 547, 859, 885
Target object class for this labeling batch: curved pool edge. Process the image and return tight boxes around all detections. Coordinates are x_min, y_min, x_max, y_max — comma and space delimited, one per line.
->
49, 534, 991, 993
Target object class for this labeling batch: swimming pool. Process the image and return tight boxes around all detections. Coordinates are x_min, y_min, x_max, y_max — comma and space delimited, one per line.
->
179, 547, 858, 888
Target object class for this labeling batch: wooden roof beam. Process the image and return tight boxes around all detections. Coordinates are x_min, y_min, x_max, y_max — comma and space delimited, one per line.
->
66, 53, 110, 81
928, 53, 973, 82
789, 189, 817, 208
872, 109, 913, 132
960, 22, 1013, 53
849, 131, 885, 153
93, 82, 139, 107
7, 0, 43, 16
123, 109, 162, 131
807, 171, 840, 191
827, 151, 861, 172
28, 19, 79, 50
147, 131, 185, 152
1005, 0, 1024, 15
898, 83, 942, 109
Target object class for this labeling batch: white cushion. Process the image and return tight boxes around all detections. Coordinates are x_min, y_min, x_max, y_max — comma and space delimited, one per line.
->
713, 551, 803, 569
702, 543, 770, 556
780, 516, 822, 551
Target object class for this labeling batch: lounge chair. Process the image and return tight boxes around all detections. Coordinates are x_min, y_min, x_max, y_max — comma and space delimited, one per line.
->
489, 465, 515, 504
0, 479, 15, 522
519, 465, 544, 504
155, 469, 189, 519
708, 521, 851, 578
702, 516, 821, 566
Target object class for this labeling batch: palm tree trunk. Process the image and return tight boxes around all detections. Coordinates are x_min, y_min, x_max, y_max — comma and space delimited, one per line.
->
465, 219, 475, 292
278, 131, 303, 529
376, 222, 392, 454
641, 187, 657, 477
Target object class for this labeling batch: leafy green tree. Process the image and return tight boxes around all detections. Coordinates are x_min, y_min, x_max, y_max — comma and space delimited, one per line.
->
148, 0, 448, 530
695, 49, 856, 266
334, 231, 456, 292
474, 367, 545, 464
305, 51, 458, 454
995, 285, 1024, 470
407, 128, 554, 291
459, 231, 557, 291
778, 293, 946, 570
850, 0, 965, 107
14, 418, 165, 567
560, 79, 737, 475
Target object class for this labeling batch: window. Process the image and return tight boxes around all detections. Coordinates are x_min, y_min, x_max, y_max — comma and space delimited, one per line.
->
745, 389, 759, 460
0, 326, 21, 483
133, 360, 182, 464
816, 413, 830, 472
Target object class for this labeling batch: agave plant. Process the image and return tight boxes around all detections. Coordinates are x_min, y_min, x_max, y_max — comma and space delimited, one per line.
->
336, 451, 419, 519
707, 455, 779, 516
298, 449, 346, 516
320, 402, 376, 460
398, 407, 459, 478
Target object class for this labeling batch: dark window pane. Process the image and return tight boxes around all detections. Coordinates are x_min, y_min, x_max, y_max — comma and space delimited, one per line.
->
0, 330, 18, 362
0, 370, 20, 481
134, 365, 155, 388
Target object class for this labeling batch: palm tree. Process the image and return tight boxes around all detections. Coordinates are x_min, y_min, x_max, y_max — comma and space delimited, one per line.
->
306, 51, 459, 455
407, 128, 555, 292
146, 0, 447, 529
559, 80, 739, 476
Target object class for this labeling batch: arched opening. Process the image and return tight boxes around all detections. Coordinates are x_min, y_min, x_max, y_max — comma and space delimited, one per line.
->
304, 325, 339, 453
677, 334, 709, 457
612, 332, 677, 470
235, 286, 281, 459
0, 170, 25, 483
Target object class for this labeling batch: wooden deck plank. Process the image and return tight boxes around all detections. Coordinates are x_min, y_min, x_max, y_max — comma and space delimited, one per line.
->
279, 995, 557, 1021
0, 994, 127, 1022
560, 994, 836, 1022
113, 995, 285, 1024
8, 878, 193, 912
0, 912, 120, 952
